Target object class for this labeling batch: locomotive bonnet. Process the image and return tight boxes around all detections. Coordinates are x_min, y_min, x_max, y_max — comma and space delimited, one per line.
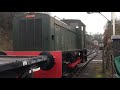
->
13, 12, 86, 51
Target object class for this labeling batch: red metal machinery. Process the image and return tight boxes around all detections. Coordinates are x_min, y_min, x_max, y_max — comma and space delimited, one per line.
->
0, 49, 85, 78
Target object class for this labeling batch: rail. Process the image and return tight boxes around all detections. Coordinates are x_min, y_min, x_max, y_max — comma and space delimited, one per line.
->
72, 49, 100, 78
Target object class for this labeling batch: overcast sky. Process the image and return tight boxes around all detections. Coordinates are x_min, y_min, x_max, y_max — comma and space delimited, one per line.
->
50, 12, 120, 35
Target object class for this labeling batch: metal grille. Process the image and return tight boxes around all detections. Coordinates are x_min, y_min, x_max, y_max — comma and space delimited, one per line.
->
15, 19, 42, 51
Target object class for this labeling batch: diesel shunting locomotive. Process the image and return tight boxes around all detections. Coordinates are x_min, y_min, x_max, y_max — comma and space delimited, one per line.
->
0, 12, 87, 78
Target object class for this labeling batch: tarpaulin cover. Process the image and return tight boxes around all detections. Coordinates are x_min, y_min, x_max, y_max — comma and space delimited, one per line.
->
114, 56, 120, 78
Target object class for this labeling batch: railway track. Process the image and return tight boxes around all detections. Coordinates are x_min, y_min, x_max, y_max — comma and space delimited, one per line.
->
62, 49, 100, 78
72, 50, 100, 78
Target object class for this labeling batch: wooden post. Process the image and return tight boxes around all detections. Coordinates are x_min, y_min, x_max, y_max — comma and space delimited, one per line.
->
102, 48, 105, 73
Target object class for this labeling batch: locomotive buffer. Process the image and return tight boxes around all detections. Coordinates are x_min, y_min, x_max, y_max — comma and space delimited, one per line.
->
0, 55, 48, 78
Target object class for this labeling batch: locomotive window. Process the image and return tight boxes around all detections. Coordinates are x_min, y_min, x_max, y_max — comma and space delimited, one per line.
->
70, 23, 78, 28
76, 26, 79, 28
81, 26, 83, 31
